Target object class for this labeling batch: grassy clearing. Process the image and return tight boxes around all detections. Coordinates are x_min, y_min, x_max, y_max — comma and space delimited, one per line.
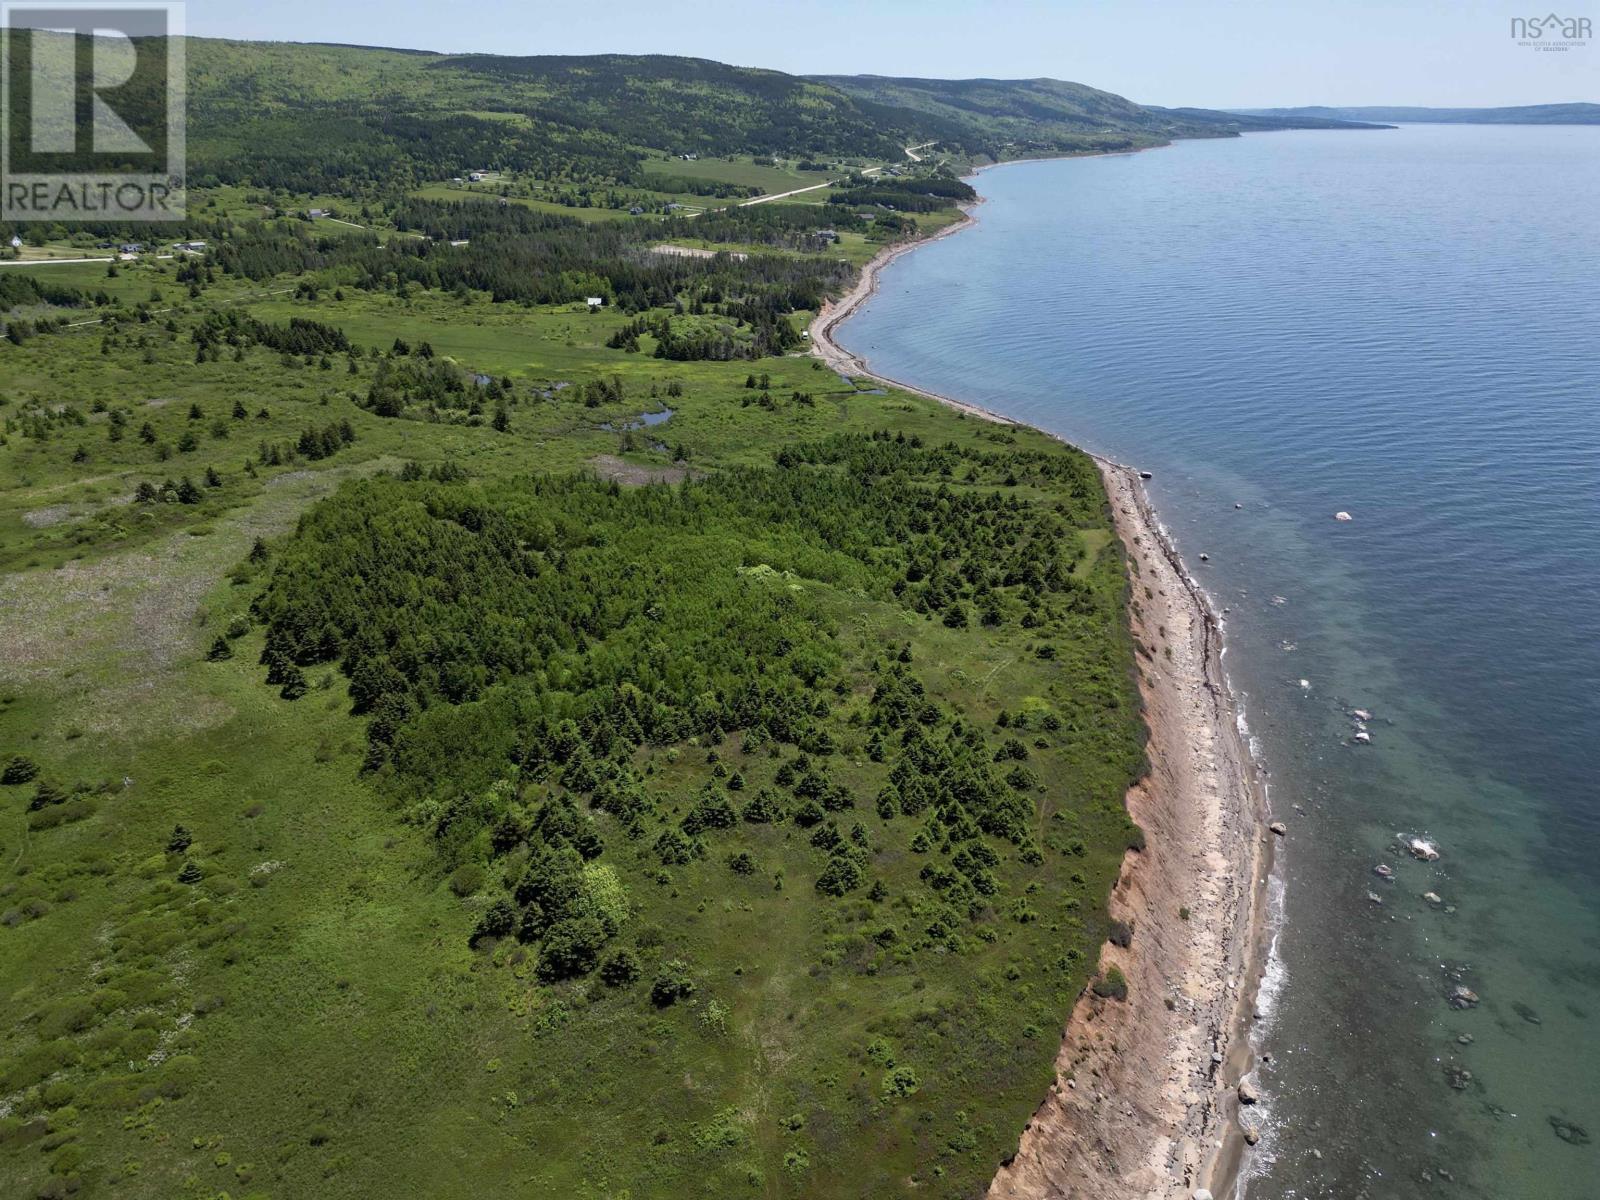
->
640, 155, 814, 192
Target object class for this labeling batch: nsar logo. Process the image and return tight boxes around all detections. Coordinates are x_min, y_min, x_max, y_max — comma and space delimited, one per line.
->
1510, 12, 1592, 50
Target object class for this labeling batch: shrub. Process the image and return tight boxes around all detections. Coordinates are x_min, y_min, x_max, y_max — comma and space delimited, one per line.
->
815, 853, 863, 896
790, 800, 824, 828
681, 791, 737, 835
651, 959, 695, 1006
28, 799, 94, 830
1107, 918, 1134, 948
1, 755, 40, 784
470, 898, 516, 946
1092, 966, 1129, 1001
27, 779, 67, 810
875, 786, 900, 819
726, 850, 756, 875
599, 949, 640, 987
536, 916, 606, 981
740, 789, 783, 824
449, 863, 485, 897
881, 1065, 921, 1098
653, 827, 695, 866
176, 861, 203, 885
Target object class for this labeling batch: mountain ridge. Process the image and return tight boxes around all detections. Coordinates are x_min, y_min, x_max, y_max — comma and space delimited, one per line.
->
1234, 102, 1600, 124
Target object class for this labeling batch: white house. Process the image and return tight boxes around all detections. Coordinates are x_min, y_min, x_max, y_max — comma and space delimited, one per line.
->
585, 296, 605, 310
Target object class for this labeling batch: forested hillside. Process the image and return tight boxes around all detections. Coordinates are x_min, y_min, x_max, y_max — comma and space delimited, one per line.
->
7, 30, 1382, 199
811, 73, 1385, 155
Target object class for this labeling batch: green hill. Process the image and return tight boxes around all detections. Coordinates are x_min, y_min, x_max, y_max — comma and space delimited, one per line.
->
6, 32, 1392, 197
810, 73, 1387, 157
1235, 102, 1600, 124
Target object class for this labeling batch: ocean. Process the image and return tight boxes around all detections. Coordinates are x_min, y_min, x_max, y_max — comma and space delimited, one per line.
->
833, 124, 1600, 1199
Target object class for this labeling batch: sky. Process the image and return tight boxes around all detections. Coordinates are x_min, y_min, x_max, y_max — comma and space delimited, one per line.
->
184, 0, 1594, 108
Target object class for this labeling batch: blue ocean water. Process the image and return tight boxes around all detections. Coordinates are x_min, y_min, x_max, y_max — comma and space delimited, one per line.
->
835, 125, 1600, 1199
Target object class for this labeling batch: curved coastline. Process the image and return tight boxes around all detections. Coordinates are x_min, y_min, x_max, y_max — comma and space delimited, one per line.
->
809, 200, 1274, 1200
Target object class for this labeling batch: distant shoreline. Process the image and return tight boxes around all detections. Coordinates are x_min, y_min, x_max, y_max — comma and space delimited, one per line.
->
809, 179, 1272, 1200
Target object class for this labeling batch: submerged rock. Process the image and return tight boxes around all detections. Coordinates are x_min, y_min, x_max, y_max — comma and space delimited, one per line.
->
1449, 985, 1480, 1010
1238, 1078, 1259, 1105
1424, 891, 1443, 905
1269, 821, 1287, 836
1374, 864, 1395, 880
1549, 1116, 1590, 1146
1405, 836, 1441, 862
1334, 511, 1353, 521
1513, 1002, 1542, 1026
1444, 1065, 1474, 1091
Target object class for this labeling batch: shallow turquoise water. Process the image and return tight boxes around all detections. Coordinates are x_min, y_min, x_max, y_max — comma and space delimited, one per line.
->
836, 125, 1600, 1199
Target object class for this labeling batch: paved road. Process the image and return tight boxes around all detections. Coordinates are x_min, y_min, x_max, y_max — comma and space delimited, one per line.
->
738, 180, 836, 207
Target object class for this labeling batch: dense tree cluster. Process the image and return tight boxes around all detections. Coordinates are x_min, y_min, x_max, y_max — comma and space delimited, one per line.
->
192, 311, 351, 358
247, 433, 1138, 984
0, 273, 86, 311
827, 175, 978, 214
675, 203, 869, 249
193, 110, 641, 195
254, 420, 356, 468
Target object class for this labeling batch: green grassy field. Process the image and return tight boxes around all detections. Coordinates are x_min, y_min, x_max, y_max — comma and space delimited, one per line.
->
409, 183, 654, 224
640, 155, 815, 192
